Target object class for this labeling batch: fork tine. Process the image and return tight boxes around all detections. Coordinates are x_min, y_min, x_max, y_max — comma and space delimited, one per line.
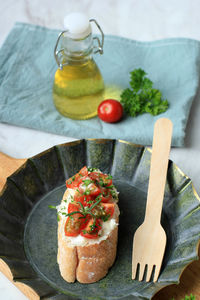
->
153, 265, 161, 282
132, 262, 138, 280
138, 263, 145, 281
146, 264, 153, 282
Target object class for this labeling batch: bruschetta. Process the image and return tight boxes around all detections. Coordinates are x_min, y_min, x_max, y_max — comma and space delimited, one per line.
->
56, 166, 120, 283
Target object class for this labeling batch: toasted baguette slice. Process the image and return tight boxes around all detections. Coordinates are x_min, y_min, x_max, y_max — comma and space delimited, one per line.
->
57, 189, 119, 283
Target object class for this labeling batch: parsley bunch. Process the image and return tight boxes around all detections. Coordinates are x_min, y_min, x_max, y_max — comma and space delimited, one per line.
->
120, 68, 169, 117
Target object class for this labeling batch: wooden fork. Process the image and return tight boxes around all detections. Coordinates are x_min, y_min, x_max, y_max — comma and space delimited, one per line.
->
132, 118, 173, 282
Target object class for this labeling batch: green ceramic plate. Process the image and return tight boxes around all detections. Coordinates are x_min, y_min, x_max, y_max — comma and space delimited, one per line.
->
0, 139, 200, 300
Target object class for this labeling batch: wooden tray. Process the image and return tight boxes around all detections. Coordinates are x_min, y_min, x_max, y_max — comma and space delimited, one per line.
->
0, 152, 199, 300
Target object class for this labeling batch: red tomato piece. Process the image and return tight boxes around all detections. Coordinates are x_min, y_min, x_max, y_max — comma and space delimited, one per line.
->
80, 218, 102, 239
99, 173, 113, 187
74, 192, 94, 206
65, 214, 83, 237
66, 166, 88, 188
98, 99, 123, 123
65, 202, 87, 236
101, 203, 115, 219
78, 182, 100, 197
89, 183, 101, 196
88, 171, 100, 181
99, 187, 112, 202
66, 177, 79, 189
79, 166, 88, 177
101, 193, 113, 203
68, 202, 80, 213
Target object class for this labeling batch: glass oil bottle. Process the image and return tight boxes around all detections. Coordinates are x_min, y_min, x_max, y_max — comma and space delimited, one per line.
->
53, 13, 104, 120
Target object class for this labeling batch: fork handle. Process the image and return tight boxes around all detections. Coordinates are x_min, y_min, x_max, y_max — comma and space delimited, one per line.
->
144, 118, 173, 224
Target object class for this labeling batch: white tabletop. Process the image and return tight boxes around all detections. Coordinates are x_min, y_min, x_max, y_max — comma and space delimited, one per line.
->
1, 0, 200, 299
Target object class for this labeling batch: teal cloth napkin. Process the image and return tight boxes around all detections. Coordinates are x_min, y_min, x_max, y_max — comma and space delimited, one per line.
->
0, 22, 200, 146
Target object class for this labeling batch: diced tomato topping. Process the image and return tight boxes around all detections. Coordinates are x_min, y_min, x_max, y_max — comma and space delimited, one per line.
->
66, 173, 82, 188
65, 203, 87, 236
80, 218, 102, 239
74, 192, 93, 206
68, 202, 80, 213
99, 174, 113, 187
65, 215, 83, 236
88, 171, 100, 181
101, 203, 115, 219
89, 183, 101, 196
98, 187, 112, 202
66, 166, 88, 188
79, 166, 88, 177
64, 166, 116, 239
78, 182, 100, 197
89, 172, 113, 187
66, 177, 78, 189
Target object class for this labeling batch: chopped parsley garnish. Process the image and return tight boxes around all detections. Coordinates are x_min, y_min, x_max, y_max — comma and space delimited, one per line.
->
82, 179, 93, 186
101, 214, 110, 222
89, 220, 97, 232
105, 184, 114, 189
83, 190, 91, 195
88, 167, 98, 172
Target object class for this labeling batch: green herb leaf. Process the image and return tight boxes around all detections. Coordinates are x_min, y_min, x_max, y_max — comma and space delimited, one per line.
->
171, 294, 196, 300
48, 205, 57, 209
88, 196, 102, 211
120, 68, 169, 117
83, 190, 91, 195
77, 201, 85, 212
182, 294, 196, 300
65, 211, 84, 217
101, 214, 110, 222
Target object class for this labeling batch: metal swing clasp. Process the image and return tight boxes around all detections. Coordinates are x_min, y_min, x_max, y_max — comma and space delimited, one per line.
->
89, 19, 104, 55
54, 30, 68, 70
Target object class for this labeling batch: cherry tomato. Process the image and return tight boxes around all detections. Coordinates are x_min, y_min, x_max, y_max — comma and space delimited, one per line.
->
65, 203, 86, 236
68, 202, 80, 213
88, 171, 100, 181
80, 218, 102, 239
101, 203, 115, 219
79, 166, 88, 177
66, 166, 88, 188
78, 182, 100, 197
74, 192, 93, 206
65, 215, 83, 237
99, 173, 113, 187
98, 99, 123, 123
101, 192, 113, 203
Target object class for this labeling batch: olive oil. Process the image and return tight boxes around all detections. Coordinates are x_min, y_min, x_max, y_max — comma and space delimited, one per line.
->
53, 57, 104, 119
53, 13, 105, 120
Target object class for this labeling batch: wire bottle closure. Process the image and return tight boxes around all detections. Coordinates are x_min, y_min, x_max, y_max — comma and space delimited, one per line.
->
54, 19, 104, 70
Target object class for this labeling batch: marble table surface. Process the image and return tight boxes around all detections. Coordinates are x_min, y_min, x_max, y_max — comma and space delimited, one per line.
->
1, 0, 200, 299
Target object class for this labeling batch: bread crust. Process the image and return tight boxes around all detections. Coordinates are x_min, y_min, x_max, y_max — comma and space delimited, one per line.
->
57, 219, 78, 283
57, 189, 119, 283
